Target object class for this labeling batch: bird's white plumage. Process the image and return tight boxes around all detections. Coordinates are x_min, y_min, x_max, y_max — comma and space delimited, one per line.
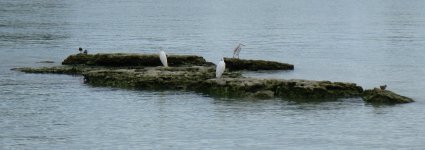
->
216, 59, 225, 78
159, 50, 168, 67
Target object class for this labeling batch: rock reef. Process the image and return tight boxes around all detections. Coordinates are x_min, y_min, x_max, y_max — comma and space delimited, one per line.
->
81, 67, 362, 99
62, 53, 214, 67
12, 53, 414, 104
224, 57, 294, 71
362, 88, 414, 104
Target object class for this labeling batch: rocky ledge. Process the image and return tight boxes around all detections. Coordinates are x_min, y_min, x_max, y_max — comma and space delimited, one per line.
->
224, 57, 294, 71
81, 67, 362, 99
62, 53, 214, 67
362, 88, 414, 104
12, 53, 414, 104
61, 54, 294, 71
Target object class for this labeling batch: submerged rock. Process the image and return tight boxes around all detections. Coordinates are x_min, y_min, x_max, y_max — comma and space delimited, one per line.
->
362, 88, 414, 104
224, 57, 294, 71
62, 53, 213, 67
37, 61, 55, 63
12, 66, 84, 74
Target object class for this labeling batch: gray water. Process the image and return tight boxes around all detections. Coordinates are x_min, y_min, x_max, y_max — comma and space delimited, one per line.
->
1, 0, 425, 149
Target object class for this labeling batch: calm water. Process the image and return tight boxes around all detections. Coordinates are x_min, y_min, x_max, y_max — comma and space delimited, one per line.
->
1, 0, 425, 149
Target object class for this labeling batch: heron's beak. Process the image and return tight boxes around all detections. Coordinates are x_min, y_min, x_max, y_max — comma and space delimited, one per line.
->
240, 44, 245, 46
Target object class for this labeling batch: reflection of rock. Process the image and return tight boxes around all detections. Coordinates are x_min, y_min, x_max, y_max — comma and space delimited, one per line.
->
362, 88, 414, 104
224, 57, 294, 71
62, 53, 213, 67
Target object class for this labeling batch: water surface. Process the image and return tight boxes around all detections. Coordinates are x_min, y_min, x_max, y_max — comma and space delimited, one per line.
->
1, 0, 425, 149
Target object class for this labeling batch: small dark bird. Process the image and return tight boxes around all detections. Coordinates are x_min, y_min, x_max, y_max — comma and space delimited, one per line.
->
83, 49, 88, 54
380, 85, 387, 90
78, 47, 83, 53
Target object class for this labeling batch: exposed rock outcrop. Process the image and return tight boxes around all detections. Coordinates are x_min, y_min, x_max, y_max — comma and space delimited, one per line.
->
81, 67, 363, 99
11, 53, 414, 103
62, 53, 214, 67
362, 88, 414, 104
224, 58, 294, 71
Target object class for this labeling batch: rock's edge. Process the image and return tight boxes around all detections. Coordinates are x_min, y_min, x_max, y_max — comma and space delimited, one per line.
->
362, 88, 414, 104
224, 57, 294, 71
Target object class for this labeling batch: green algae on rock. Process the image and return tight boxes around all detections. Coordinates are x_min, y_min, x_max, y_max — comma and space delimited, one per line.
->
362, 88, 414, 104
202, 78, 363, 99
62, 53, 213, 67
81, 66, 363, 100
82, 66, 242, 89
224, 57, 294, 71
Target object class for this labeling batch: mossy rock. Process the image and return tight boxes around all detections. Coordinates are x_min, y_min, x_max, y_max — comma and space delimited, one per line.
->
82, 66, 243, 90
224, 57, 294, 71
362, 88, 414, 104
62, 53, 213, 67
201, 78, 363, 99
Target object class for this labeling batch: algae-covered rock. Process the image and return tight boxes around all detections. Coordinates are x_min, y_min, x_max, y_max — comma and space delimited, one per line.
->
362, 88, 414, 104
201, 78, 363, 99
62, 53, 213, 67
15, 53, 399, 101
250, 90, 275, 99
14, 63, 363, 100
83, 66, 242, 90
224, 58, 294, 71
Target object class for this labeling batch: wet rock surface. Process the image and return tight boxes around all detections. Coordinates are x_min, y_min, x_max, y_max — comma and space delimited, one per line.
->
224, 57, 294, 71
62, 53, 214, 67
362, 88, 414, 104
202, 78, 363, 99
82, 66, 241, 90
81, 67, 363, 100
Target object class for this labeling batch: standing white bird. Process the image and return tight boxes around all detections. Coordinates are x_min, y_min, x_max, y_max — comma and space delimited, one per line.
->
159, 50, 168, 67
232, 43, 245, 59
216, 58, 226, 78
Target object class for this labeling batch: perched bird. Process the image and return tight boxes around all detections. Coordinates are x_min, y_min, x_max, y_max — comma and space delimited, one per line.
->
380, 85, 387, 90
232, 43, 245, 59
159, 49, 168, 67
78, 47, 83, 53
216, 58, 226, 78
83, 49, 88, 54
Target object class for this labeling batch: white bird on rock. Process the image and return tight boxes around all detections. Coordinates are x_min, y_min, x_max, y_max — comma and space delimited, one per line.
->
159, 49, 168, 67
216, 58, 225, 78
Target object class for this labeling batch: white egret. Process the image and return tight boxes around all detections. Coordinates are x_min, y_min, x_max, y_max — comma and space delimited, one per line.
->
216, 58, 225, 78
159, 50, 168, 67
